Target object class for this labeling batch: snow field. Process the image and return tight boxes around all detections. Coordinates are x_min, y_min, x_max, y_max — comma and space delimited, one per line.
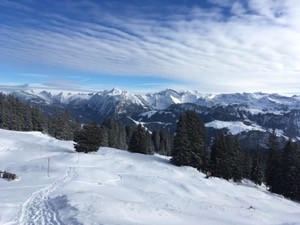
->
0, 129, 299, 225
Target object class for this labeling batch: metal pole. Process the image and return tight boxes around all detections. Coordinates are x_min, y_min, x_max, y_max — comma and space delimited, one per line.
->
47, 157, 50, 177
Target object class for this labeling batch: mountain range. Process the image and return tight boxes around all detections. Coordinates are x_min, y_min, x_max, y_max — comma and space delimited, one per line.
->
2, 87, 300, 149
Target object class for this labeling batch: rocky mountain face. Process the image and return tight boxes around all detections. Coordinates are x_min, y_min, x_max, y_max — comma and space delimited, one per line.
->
2, 88, 300, 150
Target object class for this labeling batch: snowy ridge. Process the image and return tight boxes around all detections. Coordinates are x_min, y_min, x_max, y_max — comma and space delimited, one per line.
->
3, 88, 300, 112
143, 89, 203, 110
205, 120, 266, 135
196, 92, 300, 113
0, 129, 300, 225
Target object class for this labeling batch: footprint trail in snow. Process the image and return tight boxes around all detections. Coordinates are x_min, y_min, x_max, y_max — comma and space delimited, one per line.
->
15, 167, 75, 225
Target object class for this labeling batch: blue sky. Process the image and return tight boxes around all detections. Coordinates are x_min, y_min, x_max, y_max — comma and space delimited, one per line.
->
1, 0, 300, 94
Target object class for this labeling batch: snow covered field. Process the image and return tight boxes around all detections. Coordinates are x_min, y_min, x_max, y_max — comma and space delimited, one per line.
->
0, 129, 299, 225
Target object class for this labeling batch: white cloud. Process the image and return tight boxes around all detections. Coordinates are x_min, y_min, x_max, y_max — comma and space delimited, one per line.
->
207, 0, 232, 8
0, 0, 300, 94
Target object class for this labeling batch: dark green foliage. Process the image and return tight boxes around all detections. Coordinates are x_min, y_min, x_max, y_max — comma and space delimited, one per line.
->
73, 123, 102, 153
230, 138, 244, 182
242, 150, 252, 180
265, 130, 283, 193
209, 133, 244, 181
152, 130, 172, 156
48, 109, 79, 140
129, 124, 154, 155
281, 139, 300, 200
0, 94, 47, 132
265, 132, 300, 200
171, 110, 208, 171
250, 150, 263, 185
209, 133, 226, 178
102, 118, 127, 150
152, 130, 160, 153
125, 125, 135, 148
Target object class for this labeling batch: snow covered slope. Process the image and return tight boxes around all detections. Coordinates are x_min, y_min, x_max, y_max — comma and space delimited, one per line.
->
0, 129, 299, 225
205, 120, 265, 135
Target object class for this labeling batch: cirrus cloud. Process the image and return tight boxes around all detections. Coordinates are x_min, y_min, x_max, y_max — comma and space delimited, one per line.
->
0, 0, 300, 94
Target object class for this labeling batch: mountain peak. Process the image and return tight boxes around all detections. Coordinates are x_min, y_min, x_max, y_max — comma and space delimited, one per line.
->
108, 87, 123, 96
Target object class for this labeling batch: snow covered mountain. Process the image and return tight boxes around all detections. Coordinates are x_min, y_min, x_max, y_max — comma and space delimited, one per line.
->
1, 129, 300, 225
2, 87, 300, 146
3, 88, 299, 113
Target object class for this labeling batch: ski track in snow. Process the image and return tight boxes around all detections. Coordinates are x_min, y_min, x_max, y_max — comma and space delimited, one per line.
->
14, 167, 75, 225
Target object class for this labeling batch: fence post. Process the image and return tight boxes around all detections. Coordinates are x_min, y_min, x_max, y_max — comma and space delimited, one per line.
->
47, 157, 50, 177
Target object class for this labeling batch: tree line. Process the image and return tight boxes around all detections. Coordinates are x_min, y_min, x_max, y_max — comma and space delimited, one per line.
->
73, 118, 173, 156
0, 94, 80, 140
171, 110, 300, 201
0, 94, 173, 155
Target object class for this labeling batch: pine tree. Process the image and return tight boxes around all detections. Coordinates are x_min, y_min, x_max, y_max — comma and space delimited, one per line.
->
171, 110, 208, 171
48, 110, 75, 140
209, 133, 226, 178
0, 94, 47, 133
159, 130, 172, 156
210, 134, 244, 181
31, 105, 47, 132
152, 130, 173, 156
128, 124, 154, 155
73, 122, 102, 153
265, 130, 283, 193
152, 130, 160, 153
250, 149, 263, 185
103, 118, 127, 150
171, 113, 192, 167
219, 135, 234, 180
281, 139, 299, 200
242, 150, 252, 179
125, 125, 135, 148
230, 138, 244, 182
100, 126, 109, 147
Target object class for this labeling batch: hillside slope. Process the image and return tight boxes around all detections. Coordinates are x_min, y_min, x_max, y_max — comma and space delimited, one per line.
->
0, 129, 299, 225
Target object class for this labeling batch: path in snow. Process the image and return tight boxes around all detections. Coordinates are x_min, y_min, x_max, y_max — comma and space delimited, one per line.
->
15, 167, 75, 225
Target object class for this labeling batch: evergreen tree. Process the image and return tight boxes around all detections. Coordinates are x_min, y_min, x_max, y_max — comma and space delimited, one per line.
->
218, 135, 234, 180
0, 94, 47, 133
152, 130, 172, 156
265, 130, 283, 193
281, 139, 299, 200
242, 150, 252, 179
125, 125, 135, 148
48, 109, 76, 140
128, 124, 154, 155
159, 130, 172, 156
22, 104, 33, 131
100, 126, 109, 147
152, 130, 160, 153
230, 138, 244, 182
210, 133, 244, 181
250, 149, 263, 185
73, 122, 102, 153
171, 110, 208, 171
103, 118, 127, 150
31, 105, 47, 132
209, 133, 226, 178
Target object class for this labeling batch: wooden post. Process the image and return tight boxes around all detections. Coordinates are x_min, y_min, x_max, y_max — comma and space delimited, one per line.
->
47, 157, 50, 177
